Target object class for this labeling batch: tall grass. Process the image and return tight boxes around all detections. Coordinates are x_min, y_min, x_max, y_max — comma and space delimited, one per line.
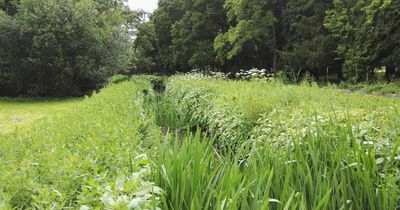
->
150, 76, 400, 209
153, 120, 400, 210
1, 75, 399, 209
0, 80, 162, 209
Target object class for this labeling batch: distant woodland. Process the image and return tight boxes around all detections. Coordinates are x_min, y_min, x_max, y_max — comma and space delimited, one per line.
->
1, 0, 399, 96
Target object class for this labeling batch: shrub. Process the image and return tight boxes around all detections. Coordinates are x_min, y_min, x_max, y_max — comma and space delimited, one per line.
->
0, 0, 133, 97
107, 75, 131, 85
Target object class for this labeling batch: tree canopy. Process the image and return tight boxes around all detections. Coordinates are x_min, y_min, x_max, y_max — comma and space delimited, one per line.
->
0, 0, 136, 96
1, 0, 399, 96
138, 0, 399, 82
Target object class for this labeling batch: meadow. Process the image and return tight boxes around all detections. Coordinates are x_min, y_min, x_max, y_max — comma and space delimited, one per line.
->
1, 76, 399, 209
0, 98, 81, 133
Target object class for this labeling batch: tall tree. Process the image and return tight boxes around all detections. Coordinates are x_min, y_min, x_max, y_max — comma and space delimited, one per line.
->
364, 0, 400, 81
281, 0, 341, 81
151, 0, 185, 74
325, 0, 400, 82
171, 0, 227, 71
132, 11, 158, 73
214, 0, 287, 72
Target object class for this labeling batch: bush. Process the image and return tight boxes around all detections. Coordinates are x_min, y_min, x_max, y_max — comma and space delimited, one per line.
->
0, 0, 133, 97
107, 75, 131, 85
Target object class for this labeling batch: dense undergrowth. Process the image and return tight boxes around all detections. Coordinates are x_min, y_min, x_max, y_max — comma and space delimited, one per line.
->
1, 76, 399, 209
0, 80, 162, 209
150, 76, 400, 209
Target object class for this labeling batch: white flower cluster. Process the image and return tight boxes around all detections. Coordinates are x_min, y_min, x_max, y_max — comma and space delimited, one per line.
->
235, 68, 274, 80
178, 69, 230, 80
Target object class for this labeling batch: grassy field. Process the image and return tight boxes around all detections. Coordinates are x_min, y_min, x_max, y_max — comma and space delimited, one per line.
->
0, 98, 82, 133
1, 76, 400, 209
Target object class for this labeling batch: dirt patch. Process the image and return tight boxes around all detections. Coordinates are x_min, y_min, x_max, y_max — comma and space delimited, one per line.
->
10, 115, 24, 123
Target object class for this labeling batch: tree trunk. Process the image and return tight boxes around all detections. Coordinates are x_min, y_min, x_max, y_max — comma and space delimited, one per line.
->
325, 67, 329, 82
272, 24, 278, 73
385, 66, 395, 82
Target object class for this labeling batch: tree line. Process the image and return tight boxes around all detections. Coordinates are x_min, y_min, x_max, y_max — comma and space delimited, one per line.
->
136, 0, 400, 83
1, 0, 399, 96
0, 0, 142, 96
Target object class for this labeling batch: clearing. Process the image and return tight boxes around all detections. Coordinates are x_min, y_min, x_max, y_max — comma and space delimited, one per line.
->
0, 98, 82, 133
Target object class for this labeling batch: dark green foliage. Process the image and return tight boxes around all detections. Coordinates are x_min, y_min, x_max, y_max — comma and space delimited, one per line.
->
325, 0, 400, 82
214, 0, 279, 72
107, 75, 131, 85
281, 0, 341, 82
171, 0, 227, 71
0, 0, 134, 97
0, 0, 19, 16
2, 0, 400, 96
146, 0, 227, 74
133, 0, 399, 83
149, 77, 166, 93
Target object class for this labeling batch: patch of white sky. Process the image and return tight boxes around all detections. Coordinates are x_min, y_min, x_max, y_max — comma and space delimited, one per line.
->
127, 0, 158, 12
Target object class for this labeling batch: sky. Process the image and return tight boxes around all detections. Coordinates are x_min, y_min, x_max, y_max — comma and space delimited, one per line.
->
127, 0, 158, 12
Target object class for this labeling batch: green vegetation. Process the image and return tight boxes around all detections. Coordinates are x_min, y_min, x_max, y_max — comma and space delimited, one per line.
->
1, 0, 400, 209
151, 76, 400, 209
0, 0, 139, 96
0, 81, 162, 209
340, 82, 400, 97
0, 98, 81, 133
135, 0, 399, 83
2, 0, 400, 96
1, 76, 400, 209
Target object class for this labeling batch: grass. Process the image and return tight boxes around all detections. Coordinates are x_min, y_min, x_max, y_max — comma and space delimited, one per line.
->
0, 98, 82, 133
158, 77, 400, 150
0, 80, 162, 209
340, 81, 400, 96
1, 75, 400, 209
150, 75, 400, 209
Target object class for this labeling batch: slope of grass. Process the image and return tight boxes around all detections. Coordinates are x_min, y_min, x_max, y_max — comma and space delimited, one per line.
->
0, 81, 162, 209
150, 76, 400, 209
0, 98, 82, 133
340, 82, 400, 96
158, 77, 400, 150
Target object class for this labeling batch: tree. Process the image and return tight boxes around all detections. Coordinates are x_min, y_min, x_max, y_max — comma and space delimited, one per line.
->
325, 0, 400, 82
364, 0, 400, 81
0, 0, 133, 96
151, 0, 185, 74
0, 10, 20, 95
281, 0, 341, 82
214, 0, 287, 73
132, 11, 158, 73
170, 0, 227, 71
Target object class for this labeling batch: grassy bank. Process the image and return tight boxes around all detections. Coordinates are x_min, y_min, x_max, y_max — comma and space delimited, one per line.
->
150, 76, 400, 209
0, 80, 162, 209
340, 82, 400, 97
